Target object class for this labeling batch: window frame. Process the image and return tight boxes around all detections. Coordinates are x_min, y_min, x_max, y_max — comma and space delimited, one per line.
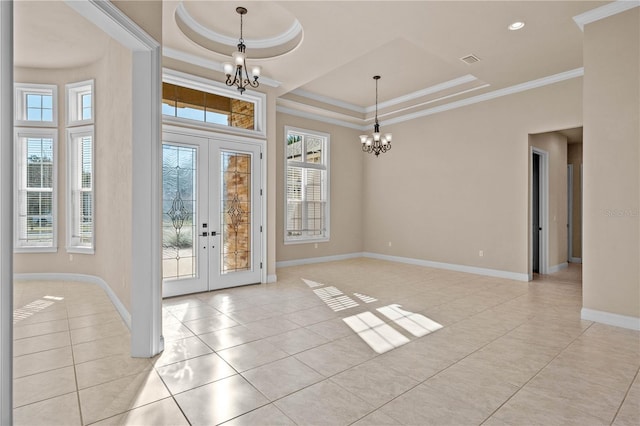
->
14, 83, 57, 127
66, 125, 95, 253
284, 126, 330, 244
162, 69, 266, 138
14, 128, 58, 253
66, 79, 94, 126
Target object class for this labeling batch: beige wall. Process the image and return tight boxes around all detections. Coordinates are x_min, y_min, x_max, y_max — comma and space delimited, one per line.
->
275, 113, 363, 262
94, 40, 133, 309
14, 40, 134, 310
583, 8, 639, 319
529, 132, 569, 270
567, 143, 583, 259
363, 79, 582, 275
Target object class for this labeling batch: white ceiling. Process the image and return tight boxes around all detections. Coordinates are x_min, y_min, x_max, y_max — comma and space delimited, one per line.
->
15, 0, 612, 119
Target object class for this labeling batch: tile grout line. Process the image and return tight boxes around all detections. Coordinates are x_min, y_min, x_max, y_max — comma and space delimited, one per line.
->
343, 285, 571, 425
609, 365, 640, 425
478, 320, 599, 425
64, 282, 86, 426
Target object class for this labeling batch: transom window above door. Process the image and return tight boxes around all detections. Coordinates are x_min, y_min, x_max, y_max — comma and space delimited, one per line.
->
161, 70, 266, 137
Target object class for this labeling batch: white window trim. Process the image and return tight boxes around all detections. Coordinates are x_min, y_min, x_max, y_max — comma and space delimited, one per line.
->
66, 125, 95, 254
14, 127, 58, 253
14, 83, 57, 127
162, 68, 266, 138
284, 125, 330, 245
66, 79, 94, 127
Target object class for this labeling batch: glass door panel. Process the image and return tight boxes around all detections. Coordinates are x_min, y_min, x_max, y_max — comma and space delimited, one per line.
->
221, 151, 252, 274
162, 145, 197, 280
211, 141, 261, 289
162, 133, 208, 297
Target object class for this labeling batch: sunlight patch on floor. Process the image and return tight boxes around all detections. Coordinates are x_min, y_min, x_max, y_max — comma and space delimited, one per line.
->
13, 296, 64, 324
343, 311, 410, 353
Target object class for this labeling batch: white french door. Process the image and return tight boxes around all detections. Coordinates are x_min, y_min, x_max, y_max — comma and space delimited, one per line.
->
162, 130, 262, 298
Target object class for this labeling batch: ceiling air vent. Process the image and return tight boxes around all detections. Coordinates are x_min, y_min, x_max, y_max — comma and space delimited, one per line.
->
460, 54, 481, 65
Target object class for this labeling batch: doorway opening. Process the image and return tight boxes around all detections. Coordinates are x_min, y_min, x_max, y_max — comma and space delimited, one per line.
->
530, 147, 549, 278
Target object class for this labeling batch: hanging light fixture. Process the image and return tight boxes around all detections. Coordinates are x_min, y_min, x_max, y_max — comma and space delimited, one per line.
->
360, 76, 392, 157
223, 6, 261, 94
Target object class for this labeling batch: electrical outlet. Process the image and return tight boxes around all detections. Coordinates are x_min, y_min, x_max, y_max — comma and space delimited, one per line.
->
479, 250, 484, 257
388, 241, 392, 247
314, 243, 318, 249
69, 254, 73, 262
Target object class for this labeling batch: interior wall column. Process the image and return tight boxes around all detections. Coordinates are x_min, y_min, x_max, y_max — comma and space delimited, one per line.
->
0, 1, 14, 423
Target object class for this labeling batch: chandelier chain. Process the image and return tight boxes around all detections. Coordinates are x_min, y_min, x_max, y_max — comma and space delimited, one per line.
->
375, 78, 378, 124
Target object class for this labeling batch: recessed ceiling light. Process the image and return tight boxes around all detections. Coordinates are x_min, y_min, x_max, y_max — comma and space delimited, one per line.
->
508, 21, 525, 31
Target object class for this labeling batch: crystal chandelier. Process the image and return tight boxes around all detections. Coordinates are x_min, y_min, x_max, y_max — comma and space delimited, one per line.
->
223, 7, 261, 94
360, 76, 392, 157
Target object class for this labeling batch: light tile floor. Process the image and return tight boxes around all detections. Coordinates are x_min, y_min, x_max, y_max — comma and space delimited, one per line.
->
12, 259, 640, 425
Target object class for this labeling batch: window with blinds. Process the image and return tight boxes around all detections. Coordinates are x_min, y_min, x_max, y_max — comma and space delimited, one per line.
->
67, 127, 94, 252
284, 127, 330, 243
14, 130, 57, 250
66, 80, 95, 252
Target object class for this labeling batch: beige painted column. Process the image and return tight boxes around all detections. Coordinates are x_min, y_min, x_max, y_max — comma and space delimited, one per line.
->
582, 7, 640, 327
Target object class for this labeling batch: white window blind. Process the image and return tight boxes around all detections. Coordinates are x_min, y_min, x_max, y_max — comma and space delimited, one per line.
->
14, 130, 57, 250
284, 127, 330, 243
67, 127, 94, 252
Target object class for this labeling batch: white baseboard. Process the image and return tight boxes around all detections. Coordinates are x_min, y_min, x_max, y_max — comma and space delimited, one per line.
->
581, 308, 640, 331
362, 252, 529, 281
276, 252, 530, 281
548, 262, 569, 274
570, 257, 582, 264
14, 272, 131, 329
266, 274, 277, 283
276, 252, 364, 268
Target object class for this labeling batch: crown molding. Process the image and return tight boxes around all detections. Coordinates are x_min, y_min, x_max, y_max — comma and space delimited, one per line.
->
277, 98, 363, 127
276, 104, 366, 131
290, 88, 366, 114
163, 47, 281, 88
278, 68, 583, 130
383, 67, 584, 126
573, 0, 639, 31
175, 2, 303, 50
368, 74, 479, 113
290, 74, 480, 115
374, 83, 490, 121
